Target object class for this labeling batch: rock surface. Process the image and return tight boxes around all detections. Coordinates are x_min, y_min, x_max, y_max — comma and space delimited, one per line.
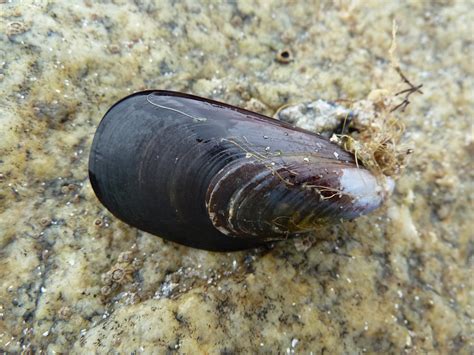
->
0, 1, 472, 353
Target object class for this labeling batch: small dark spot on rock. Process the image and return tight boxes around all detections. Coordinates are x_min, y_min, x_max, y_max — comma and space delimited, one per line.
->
159, 60, 172, 75
276, 48, 293, 64
23, 310, 34, 322
33, 99, 79, 129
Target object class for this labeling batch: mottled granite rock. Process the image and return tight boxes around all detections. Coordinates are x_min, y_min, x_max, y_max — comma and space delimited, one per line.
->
0, 0, 472, 353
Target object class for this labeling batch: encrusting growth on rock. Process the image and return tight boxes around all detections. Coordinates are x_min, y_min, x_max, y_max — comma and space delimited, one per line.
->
330, 20, 422, 179
100, 249, 141, 299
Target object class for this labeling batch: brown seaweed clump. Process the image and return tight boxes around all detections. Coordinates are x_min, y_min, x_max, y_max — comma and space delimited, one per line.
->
331, 21, 422, 179
331, 83, 417, 178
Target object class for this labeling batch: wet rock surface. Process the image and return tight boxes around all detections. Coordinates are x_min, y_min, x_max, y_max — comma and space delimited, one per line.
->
0, 1, 472, 353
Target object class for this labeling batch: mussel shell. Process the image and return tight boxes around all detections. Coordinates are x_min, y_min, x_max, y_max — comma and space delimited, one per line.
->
89, 91, 387, 251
